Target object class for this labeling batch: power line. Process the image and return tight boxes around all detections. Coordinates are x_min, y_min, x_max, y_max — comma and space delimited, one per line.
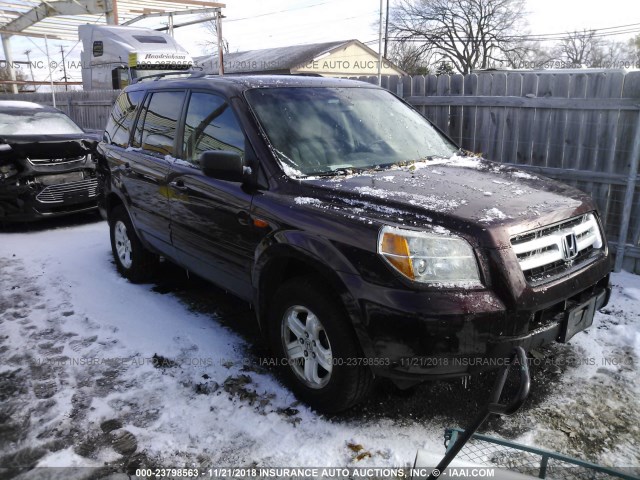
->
223, 0, 342, 23
374, 29, 640, 45
378, 22, 640, 45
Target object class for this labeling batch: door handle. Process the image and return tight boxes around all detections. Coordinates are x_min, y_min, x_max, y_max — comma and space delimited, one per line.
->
169, 180, 188, 192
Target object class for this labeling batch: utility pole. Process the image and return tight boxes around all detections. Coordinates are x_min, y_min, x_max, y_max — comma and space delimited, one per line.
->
24, 49, 37, 93
216, 10, 224, 75
59, 45, 68, 91
44, 34, 56, 107
384, 0, 390, 58
377, 0, 383, 85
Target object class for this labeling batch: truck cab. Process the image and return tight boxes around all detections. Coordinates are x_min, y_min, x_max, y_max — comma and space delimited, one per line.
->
79, 24, 193, 90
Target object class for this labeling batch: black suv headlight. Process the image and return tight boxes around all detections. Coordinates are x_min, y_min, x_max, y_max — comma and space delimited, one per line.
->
378, 226, 482, 287
0, 162, 18, 181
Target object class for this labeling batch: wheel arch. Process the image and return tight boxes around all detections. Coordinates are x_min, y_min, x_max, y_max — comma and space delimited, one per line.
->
254, 241, 375, 361
105, 191, 125, 219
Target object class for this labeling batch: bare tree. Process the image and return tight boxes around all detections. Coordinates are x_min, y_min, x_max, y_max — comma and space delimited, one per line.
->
199, 14, 229, 57
0, 68, 29, 93
627, 34, 640, 64
551, 30, 636, 68
591, 40, 633, 68
555, 29, 602, 66
502, 41, 553, 69
388, 40, 432, 74
390, 0, 528, 74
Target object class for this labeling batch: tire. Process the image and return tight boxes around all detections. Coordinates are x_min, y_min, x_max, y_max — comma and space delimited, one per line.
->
109, 205, 158, 283
268, 276, 374, 413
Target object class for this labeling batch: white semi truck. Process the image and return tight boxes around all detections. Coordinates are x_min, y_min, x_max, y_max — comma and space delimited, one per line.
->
79, 25, 193, 90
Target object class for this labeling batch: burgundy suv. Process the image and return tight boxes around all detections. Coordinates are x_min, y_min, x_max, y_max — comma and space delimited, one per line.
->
96, 74, 611, 412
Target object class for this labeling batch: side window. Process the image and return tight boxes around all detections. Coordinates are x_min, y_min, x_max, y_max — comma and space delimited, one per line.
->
103, 90, 144, 147
181, 92, 245, 165
93, 41, 103, 57
133, 90, 186, 157
111, 68, 130, 90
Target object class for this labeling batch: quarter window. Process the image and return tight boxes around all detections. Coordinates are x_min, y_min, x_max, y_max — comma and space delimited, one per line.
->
133, 90, 186, 157
181, 92, 245, 165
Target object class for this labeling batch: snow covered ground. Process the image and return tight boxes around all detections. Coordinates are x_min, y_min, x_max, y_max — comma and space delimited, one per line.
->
0, 215, 638, 479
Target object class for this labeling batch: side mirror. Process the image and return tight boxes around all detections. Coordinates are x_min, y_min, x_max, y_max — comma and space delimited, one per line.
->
112, 67, 130, 89
199, 150, 245, 182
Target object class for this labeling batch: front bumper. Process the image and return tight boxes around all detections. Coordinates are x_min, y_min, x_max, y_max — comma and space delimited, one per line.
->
0, 173, 98, 222
345, 258, 612, 382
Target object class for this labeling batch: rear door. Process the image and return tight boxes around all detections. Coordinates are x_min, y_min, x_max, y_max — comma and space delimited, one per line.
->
124, 89, 186, 253
168, 90, 257, 300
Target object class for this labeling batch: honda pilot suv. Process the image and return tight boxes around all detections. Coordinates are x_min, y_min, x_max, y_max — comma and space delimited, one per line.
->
96, 74, 611, 412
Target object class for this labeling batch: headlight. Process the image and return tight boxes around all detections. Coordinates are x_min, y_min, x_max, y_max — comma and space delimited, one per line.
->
378, 226, 481, 287
0, 162, 19, 181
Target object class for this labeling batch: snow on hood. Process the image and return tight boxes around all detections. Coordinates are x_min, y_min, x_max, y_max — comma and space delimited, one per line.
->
295, 155, 591, 231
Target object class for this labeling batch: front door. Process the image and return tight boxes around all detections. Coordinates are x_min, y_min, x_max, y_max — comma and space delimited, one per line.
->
168, 91, 258, 300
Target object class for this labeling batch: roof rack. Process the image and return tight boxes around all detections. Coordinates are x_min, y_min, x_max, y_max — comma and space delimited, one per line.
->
132, 71, 207, 84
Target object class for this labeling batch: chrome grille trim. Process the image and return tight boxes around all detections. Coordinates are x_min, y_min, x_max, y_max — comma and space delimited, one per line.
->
28, 155, 86, 166
35, 178, 98, 204
511, 213, 604, 283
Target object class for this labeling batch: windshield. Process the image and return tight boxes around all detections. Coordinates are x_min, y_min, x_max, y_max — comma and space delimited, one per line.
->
245, 87, 457, 176
0, 110, 84, 136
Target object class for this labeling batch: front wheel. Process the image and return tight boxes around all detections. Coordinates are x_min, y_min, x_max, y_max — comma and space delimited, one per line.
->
109, 205, 158, 283
269, 277, 373, 413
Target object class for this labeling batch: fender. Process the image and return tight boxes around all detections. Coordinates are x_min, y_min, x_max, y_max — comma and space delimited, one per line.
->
99, 155, 158, 255
253, 230, 377, 361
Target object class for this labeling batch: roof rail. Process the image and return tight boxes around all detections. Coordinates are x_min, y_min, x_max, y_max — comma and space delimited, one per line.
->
132, 71, 207, 84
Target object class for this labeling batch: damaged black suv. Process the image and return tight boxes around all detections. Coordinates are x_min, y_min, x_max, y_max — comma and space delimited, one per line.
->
0, 101, 99, 221
97, 75, 612, 412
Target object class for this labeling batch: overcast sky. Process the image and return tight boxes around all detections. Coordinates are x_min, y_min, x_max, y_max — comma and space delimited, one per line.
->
177, 0, 640, 55
3, 0, 639, 83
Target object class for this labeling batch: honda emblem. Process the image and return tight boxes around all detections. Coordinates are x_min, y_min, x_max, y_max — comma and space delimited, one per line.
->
561, 232, 579, 260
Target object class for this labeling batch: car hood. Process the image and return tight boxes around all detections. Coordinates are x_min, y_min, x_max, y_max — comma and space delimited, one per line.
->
294, 155, 594, 247
0, 134, 98, 160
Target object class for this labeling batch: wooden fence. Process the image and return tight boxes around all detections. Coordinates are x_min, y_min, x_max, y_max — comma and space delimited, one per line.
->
3, 70, 640, 273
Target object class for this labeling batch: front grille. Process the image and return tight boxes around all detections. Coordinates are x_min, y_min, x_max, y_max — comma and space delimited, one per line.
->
35, 178, 98, 204
28, 155, 86, 166
511, 213, 604, 284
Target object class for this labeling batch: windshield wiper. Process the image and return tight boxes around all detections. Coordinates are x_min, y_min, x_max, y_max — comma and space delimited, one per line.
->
308, 167, 365, 177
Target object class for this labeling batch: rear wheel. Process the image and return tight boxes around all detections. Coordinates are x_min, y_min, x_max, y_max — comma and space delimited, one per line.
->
269, 276, 373, 413
109, 205, 157, 283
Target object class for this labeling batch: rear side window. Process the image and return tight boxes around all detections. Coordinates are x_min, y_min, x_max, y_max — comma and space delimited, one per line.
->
181, 92, 245, 165
133, 90, 186, 157
103, 90, 144, 147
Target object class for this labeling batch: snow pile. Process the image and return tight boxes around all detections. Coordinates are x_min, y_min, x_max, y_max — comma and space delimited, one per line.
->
511, 171, 538, 180
407, 154, 487, 171
294, 197, 323, 206
479, 207, 510, 223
